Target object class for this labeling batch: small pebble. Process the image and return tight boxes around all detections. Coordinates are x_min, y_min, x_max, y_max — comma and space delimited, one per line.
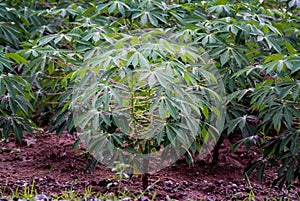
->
35, 194, 48, 201
22, 182, 28, 187
87, 196, 101, 201
164, 180, 173, 187
137, 196, 150, 201
215, 179, 224, 184
121, 198, 131, 201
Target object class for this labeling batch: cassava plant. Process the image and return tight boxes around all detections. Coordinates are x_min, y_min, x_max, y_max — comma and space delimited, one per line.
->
70, 29, 224, 188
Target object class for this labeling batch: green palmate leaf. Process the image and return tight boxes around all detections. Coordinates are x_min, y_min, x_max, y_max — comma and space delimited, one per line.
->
220, 49, 230, 66
265, 36, 282, 53
148, 13, 158, 27
290, 133, 299, 156
166, 126, 176, 145
258, 162, 265, 183
281, 57, 298, 73
227, 118, 241, 134
140, 13, 148, 25
113, 114, 129, 134
38, 35, 56, 46
75, 111, 96, 130
283, 108, 293, 128
0, 52, 13, 71
283, 41, 296, 54
15, 95, 32, 115
156, 129, 164, 145
285, 162, 294, 187
108, 2, 117, 14
165, 98, 177, 119
155, 72, 169, 89
272, 108, 282, 132
12, 120, 23, 142
264, 54, 285, 63
200, 102, 209, 119
147, 73, 156, 88
127, 52, 139, 67
112, 135, 124, 147
5, 53, 28, 66
158, 99, 166, 119
2, 120, 10, 139
138, 52, 149, 67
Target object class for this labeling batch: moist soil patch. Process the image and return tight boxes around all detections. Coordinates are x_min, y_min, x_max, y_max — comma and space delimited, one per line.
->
0, 129, 299, 200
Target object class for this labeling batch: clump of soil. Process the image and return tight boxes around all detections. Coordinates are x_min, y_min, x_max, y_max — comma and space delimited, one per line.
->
0, 129, 299, 200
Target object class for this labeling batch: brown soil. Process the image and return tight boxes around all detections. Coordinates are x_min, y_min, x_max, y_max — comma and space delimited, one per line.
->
0, 129, 299, 200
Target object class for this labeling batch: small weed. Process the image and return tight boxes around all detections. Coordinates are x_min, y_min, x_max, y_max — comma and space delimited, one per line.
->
108, 162, 131, 193
232, 174, 256, 201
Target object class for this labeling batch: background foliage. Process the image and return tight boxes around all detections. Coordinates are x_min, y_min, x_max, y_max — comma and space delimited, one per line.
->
0, 0, 299, 190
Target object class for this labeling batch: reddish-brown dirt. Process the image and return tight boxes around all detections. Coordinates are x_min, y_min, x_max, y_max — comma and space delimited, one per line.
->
0, 129, 299, 200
